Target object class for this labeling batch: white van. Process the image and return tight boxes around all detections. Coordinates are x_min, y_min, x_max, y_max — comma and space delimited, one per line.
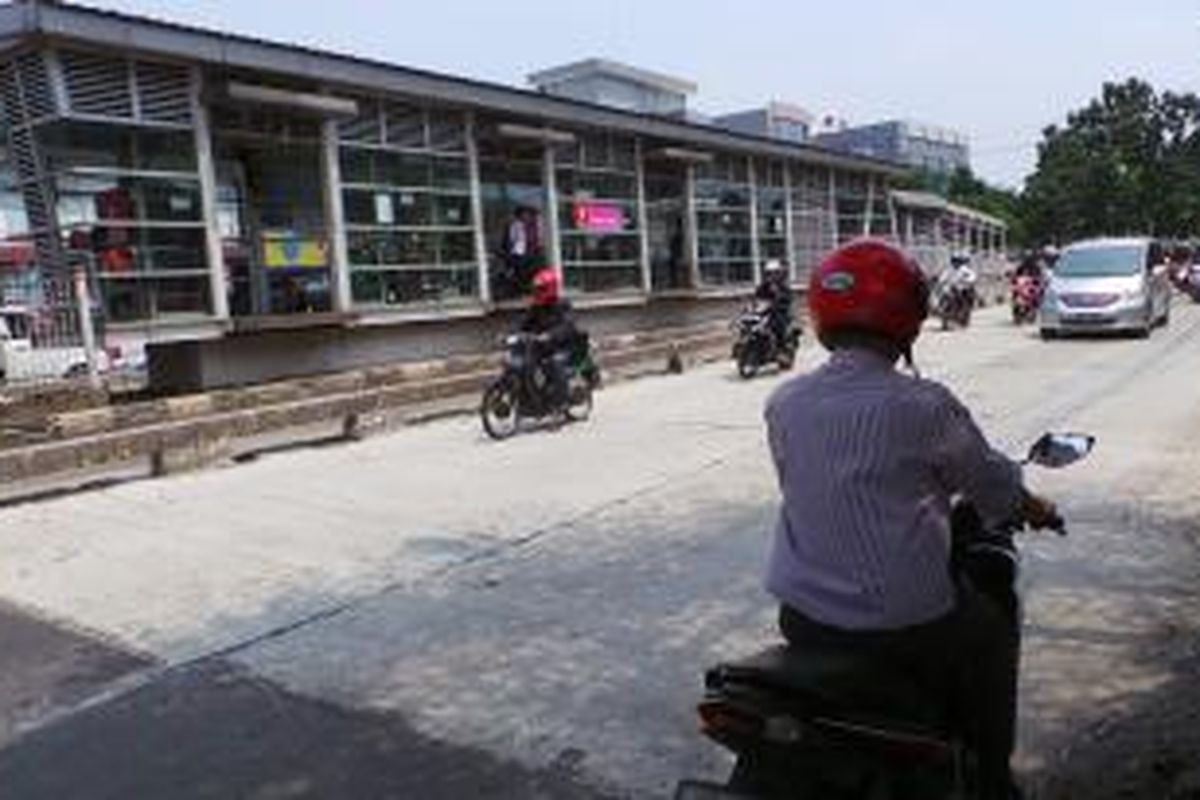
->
0, 307, 106, 381
1040, 238, 1172, 339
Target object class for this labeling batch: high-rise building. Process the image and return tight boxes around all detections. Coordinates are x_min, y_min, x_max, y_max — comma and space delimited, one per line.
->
713, 102, 815, 143
816, 120, 970, 174
527, 58, 697, 117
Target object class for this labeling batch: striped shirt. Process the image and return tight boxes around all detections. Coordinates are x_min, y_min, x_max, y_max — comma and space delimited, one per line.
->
764, 347, 1023, 630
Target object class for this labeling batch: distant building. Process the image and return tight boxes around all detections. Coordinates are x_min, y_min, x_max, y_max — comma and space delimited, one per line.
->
527, 58, 697, 116
816, 120, 970, 174
713, 101, 815, 143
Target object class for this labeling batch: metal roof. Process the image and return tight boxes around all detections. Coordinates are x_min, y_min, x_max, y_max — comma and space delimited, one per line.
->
0, 1, 907, 177
891, 189, 1006, 229
527, 58, 698, 96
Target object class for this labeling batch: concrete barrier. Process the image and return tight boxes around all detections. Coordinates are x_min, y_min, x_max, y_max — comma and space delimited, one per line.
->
0, 321, 734, 486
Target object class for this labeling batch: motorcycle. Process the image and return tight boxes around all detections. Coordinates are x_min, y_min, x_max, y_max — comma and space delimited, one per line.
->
480, 332, 600, 440
732, 302, 800, 379
933, 277, 975, 330
674, 432, 1096, 800
1010, 274, 1041, 325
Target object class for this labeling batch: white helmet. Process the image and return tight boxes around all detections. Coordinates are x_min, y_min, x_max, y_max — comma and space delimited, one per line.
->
764, 259, 785, 273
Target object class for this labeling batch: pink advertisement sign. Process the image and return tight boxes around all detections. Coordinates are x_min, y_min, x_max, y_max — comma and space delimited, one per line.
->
572, 201, 626, 233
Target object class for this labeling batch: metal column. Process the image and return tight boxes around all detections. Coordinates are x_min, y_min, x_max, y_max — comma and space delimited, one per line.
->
862, 176, 875, 237
634, 138, 651, 294
465, 112, 490, 304
748, 156, 762, 285
543, 143, 563, 281
782, 163, 797, 282
190, 66, 229, 320
685, 162, 701, 288
827, 169, 840, 248
321, 118, 352, 313
888, 190, 900, 241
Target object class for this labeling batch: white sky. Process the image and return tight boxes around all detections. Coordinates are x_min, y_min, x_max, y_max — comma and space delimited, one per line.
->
92, 0, 1199, 189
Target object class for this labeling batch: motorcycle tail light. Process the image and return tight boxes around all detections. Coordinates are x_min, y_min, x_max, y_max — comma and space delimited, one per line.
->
698, 700, 763, 738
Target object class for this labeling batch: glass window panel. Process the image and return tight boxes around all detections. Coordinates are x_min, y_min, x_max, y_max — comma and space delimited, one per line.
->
552, 140, 579, 167
386, 105, 427, 149
439, 231, 475, 263
100, 275, 210, 321
433, 194, 472, 227
563, 264, 640, 293
393, 191, 433, 226
582, 134, 610, 169
75, 226, 206, 275
428, 111, 466, 152
343, 189, 377, 225
340, 149, 372, 184
612, 136, 636, 171
57, 175, 202, 225
431, 157, 469, 191
352, 270, 383, 304
40, 123, 197, 173
354, 267, 478, 306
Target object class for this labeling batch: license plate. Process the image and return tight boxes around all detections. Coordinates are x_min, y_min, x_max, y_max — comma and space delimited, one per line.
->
673, 780, 755, 799
1062, 314, 1114, 326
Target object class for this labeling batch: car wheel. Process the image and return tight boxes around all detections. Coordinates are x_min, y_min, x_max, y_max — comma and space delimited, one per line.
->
1040, 328, 1057, 341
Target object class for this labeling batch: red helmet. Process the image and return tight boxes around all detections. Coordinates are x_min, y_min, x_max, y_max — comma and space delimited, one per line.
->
808, 239, 928, 346
531, 267, 561, 306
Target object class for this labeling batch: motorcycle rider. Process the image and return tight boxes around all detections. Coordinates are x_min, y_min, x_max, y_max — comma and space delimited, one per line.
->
519, 267, 580, 410
1014, 252, 1044, 282
754, 259, 795, 352
947, 250, 978, 307
763, 239, 1058, 798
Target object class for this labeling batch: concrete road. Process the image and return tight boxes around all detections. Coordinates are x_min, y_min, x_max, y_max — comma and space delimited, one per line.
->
1, 303, 1200, 798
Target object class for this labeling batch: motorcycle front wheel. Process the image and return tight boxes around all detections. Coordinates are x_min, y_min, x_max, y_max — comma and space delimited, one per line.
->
481, 379, 521, 440
737, 349, 759, 379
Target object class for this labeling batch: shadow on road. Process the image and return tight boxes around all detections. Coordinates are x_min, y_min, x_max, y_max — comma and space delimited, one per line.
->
1021, 499, 1200, 799
0, 659, 622, 800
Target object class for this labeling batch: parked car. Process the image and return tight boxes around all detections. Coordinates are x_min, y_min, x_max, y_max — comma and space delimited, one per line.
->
0, 306, 107, 381
1039, 238, 1172, 339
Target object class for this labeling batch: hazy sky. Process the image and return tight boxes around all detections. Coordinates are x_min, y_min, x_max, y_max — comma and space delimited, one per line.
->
94, 0, 1198, 188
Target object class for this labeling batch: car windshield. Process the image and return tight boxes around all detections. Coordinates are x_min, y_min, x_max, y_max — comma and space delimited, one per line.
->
1055, 246, 1143, 277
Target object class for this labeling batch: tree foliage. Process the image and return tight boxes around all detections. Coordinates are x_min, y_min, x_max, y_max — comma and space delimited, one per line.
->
1021, 78, 1200, 244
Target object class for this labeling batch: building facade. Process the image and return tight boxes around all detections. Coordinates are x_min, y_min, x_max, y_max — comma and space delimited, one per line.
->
0, 3, 1000, 390
527, 59, 696, 117
816, 120, 970, 175
714, 102, 814, 144
891, 189, 1007, 276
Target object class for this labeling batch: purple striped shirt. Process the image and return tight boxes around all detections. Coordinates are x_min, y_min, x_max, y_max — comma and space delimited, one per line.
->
764, 348, 1023, 630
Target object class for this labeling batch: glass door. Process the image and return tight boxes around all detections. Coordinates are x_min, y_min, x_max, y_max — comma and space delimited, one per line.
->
644, 162, 690, 291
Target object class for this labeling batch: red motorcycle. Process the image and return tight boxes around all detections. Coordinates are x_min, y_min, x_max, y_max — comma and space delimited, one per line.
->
1010, 274, 1042, 325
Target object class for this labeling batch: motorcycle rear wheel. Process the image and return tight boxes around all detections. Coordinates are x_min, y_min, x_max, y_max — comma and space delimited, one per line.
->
481, 380, 520, 440
564, 380, 593, 422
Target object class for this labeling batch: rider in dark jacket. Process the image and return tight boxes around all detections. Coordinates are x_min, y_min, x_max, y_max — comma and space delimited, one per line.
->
519, 267, 579, 408
754, 260, 794, 350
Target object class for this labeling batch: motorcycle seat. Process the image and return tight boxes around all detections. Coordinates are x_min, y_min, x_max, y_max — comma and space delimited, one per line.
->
706, 644, 952, 734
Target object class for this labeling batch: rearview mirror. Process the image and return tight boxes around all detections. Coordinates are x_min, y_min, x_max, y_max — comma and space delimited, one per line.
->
1027, 433, 1095, 468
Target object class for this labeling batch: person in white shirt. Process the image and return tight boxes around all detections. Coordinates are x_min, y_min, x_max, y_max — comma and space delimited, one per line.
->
765, 239, 1057, 799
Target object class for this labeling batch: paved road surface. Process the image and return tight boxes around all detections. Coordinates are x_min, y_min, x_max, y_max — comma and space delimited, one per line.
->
1, 303, 1199, 798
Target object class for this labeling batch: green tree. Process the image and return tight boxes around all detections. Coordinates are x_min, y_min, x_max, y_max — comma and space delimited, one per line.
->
1020, 78, 1200, 244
